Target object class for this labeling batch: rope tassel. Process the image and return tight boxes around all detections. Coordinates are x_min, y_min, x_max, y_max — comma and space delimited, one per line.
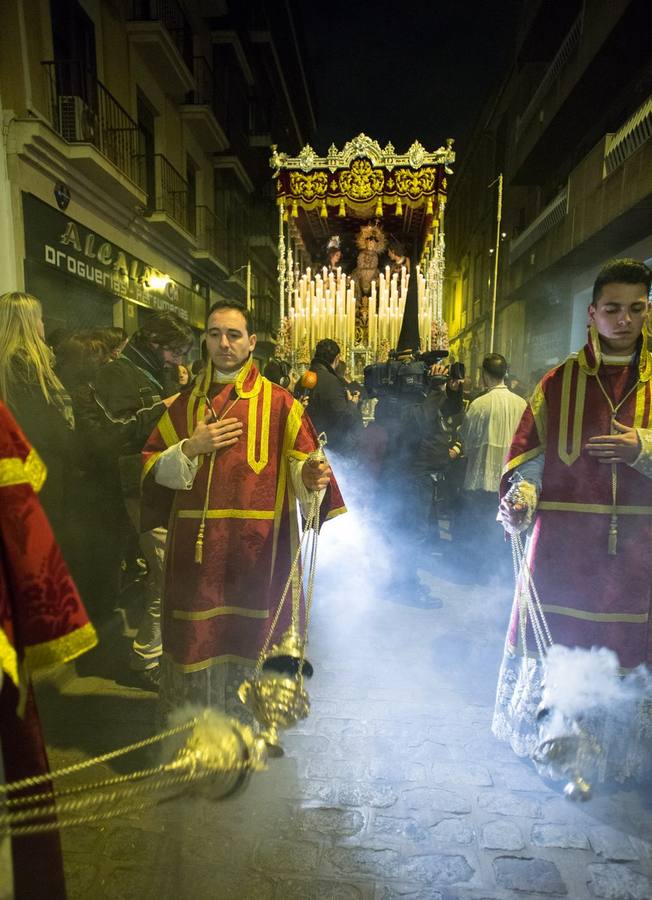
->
194, 524, 205, 564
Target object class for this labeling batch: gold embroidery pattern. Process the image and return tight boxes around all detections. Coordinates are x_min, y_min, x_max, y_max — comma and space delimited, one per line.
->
338, 159, 385, 201
558, 360, 586, 466
176, 509, 275, 520
141, 450, 162, 484
0, 626, 18, 687
502, 447, 543, 477
24, 622, 98, 675
164, 651, 258, 673
529, 382, 547, 446
271, 400, 304, 576
541, 604, 647, 624
157, 410, 181, 449
172, 605, 270, 621
538, 501, 652, 514
394, 167, 436, 198
0, 448, 47, 493
289, 171, 328, 201
634, 382, 650, 428
247, 377, 272, 474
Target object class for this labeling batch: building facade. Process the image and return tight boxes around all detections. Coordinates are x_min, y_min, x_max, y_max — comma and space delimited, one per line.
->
0, 0, 314, 361
443, 0, 652, 387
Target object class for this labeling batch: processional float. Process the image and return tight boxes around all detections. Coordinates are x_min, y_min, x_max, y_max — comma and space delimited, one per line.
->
270, 133, 456, 372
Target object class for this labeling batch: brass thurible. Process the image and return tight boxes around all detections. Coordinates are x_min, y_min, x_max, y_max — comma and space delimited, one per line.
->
238, 433, 326, 756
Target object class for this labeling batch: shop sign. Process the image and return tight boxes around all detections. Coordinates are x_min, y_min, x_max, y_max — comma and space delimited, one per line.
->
23, 193, 191, 321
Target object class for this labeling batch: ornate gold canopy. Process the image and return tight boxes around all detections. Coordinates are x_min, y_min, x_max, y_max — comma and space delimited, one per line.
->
271, 133, 455, 220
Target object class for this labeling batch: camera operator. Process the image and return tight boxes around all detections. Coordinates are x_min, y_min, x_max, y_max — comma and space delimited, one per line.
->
363, 352, 465, 606
404, 361, 466, 533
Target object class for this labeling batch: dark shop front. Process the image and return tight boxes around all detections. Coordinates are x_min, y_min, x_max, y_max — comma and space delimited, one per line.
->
22, 192, 205, 337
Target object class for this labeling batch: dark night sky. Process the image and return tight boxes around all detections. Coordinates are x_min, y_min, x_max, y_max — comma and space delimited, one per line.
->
297, 0, 524, 157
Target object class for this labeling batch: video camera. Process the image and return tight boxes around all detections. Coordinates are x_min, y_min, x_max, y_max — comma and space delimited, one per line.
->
364, 349, 462, 399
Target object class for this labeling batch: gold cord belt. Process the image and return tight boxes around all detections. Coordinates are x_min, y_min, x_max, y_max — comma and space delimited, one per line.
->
593, 374, 638, 555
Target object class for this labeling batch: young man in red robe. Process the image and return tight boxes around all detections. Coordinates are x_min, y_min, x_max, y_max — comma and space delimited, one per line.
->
493, 258, 652, 781
141, 301, 345, 719
0, 402, 97, 898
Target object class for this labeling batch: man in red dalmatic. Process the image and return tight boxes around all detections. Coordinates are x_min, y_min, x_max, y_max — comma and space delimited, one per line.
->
0, 402, 97, 899
493, 259, 652, 781
141, 301, 345, 719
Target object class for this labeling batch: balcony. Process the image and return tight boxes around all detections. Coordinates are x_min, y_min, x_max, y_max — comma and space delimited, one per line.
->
39, 60, 146, 206
604, 95, 652, 178
192, 205, 229, 275
126, 0, 194, 99
515, 12, 583, 146
146, 154, 195, 244
180, 57, 228, 152
509, 185, 568, 264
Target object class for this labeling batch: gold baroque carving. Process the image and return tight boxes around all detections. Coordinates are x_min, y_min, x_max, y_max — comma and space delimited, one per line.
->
394, 167, 437, 198
270, 134, 455, 175
338, 159, 384, 201
289, 171, 328, 201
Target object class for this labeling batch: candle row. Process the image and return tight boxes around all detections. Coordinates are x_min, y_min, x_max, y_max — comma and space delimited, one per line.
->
287, 263, 440, 359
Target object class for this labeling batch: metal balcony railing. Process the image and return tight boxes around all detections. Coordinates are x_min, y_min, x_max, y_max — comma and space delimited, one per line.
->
128, 0, 193, 72
509, 185, 568, 263
604, 95, 652, 177
151, 155, 193, 233
195, 205, 228, 263
515, 11, 583, 142
43, 60, 146, 190
185, 56, 227, 124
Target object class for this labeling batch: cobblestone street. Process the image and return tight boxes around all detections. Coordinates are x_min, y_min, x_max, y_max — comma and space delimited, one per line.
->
37, 520, 652, 900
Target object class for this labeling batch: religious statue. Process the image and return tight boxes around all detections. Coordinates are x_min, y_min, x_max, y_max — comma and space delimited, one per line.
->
351, 222, 386, 298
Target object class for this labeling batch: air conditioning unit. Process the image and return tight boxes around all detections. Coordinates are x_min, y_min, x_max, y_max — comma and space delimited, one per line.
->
58, 95, 97, 143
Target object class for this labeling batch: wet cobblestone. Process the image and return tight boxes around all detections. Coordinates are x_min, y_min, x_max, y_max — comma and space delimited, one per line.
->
37, 566, 652, 898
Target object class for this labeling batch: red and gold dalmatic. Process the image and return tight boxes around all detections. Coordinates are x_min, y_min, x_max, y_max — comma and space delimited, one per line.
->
0, 402, 97, 899
141, 358, 345, 675
500, 331, 652, 670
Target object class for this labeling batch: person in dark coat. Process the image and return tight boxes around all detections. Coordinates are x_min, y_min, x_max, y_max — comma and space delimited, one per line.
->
300, 339, 362, 455
90, 311, 193, 683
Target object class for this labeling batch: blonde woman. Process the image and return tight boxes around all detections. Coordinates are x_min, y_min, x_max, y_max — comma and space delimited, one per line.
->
0, 292, 74, 541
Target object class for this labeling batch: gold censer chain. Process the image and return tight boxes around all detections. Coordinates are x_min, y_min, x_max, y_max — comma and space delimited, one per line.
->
593, 374, 638, 555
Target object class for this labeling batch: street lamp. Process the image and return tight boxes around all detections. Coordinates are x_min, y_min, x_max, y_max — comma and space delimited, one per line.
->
488, 173, 503, 353
227, 262, 252, 309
